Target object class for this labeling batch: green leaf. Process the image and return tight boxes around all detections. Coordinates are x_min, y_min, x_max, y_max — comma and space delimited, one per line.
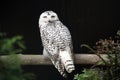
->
17, 41, 26, 50
0, 33, 35, 80
74, 69, 102, 80
117, 30, 120, 36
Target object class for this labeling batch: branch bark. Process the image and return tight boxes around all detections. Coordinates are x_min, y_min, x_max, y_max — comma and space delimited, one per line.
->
0, 54, 108, 65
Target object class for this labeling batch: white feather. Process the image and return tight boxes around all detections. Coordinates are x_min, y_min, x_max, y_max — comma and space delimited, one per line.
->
59, 47, 75, 73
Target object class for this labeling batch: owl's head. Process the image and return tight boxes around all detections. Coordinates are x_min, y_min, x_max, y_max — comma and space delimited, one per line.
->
39, 11, 59, 25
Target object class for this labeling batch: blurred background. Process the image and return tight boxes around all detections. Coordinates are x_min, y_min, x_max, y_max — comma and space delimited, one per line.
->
0, 0, 119, 80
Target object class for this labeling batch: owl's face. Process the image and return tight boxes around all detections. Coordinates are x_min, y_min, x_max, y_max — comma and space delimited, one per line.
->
39, 11, 59, 24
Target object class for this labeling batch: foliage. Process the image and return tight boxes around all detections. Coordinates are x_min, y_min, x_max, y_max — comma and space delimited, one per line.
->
74, 69, 102, 80
0, 33, 35, 80
0, 33, 25, 55
74, 30, 120, 80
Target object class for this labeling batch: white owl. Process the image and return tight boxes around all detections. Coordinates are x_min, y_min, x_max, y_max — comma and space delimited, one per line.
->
39, 11, 75, 77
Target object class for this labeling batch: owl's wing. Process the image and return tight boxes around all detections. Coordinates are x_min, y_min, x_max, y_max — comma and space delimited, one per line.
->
56, 21, 75, 72
40, 27, 67, 77
56, 21, 74, 57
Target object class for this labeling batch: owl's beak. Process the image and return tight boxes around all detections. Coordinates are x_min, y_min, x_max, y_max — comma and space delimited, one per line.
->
48, 20, 52, 23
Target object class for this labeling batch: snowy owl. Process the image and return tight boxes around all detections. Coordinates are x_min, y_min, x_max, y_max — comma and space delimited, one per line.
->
39, 11, 75, 77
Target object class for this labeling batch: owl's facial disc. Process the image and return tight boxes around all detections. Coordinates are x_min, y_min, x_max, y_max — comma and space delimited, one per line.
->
40, 11, 59, 23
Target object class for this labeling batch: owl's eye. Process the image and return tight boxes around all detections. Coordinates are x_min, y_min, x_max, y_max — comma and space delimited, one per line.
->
51, 15, 55, 18
43, 16, 47, 18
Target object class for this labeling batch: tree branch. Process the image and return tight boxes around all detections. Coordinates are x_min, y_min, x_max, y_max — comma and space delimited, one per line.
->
0, 54, 108, 65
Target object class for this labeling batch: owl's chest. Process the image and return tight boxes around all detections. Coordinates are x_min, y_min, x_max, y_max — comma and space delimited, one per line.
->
47, 27, 56, 34
43, 25, 61, 39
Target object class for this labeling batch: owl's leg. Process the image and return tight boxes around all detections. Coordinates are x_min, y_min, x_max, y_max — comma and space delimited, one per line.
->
43, 48, 49, 58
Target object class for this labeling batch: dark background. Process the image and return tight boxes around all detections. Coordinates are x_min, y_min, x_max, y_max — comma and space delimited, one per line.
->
0, 0, 120, 80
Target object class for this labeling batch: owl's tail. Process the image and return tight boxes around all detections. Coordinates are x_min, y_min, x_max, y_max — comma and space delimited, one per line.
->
54, 61, 67, 78
59, 47, 75, 73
